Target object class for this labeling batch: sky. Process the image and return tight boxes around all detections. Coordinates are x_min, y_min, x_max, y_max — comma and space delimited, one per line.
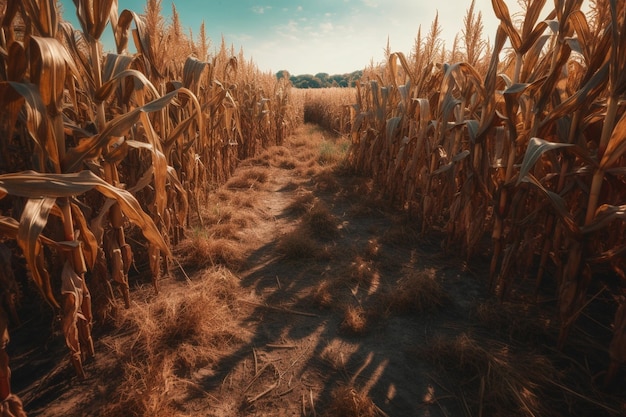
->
58, 0, 532, 76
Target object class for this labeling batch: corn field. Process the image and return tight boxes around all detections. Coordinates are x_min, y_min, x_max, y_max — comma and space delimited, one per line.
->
0, 0, 624, 414
0, 0, 299, 412
298, 87, 355, 134
345, 0, 625, 389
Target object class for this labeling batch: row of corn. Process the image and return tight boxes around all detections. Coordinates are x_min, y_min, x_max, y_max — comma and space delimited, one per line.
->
344, 0, 625, 386
0, 0, 300, 412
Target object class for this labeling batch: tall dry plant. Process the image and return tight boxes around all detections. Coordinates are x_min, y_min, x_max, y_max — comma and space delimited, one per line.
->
345, 0, 626, 388
0, 0, 300, 410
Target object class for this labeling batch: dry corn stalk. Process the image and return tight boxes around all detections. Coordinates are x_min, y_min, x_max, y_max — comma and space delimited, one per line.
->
345, 0, 626, 382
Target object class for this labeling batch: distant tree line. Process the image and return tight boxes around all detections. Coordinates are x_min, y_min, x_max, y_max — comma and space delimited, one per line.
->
276, 70, 363, 88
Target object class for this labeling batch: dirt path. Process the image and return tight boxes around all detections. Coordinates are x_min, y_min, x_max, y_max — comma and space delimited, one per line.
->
11, 124, 624, 417
183, 125, 466, 417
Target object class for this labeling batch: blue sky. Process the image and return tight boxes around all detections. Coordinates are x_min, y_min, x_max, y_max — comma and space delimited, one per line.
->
59, 0, 530, 75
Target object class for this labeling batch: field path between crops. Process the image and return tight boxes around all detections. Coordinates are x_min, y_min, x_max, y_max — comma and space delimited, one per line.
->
17, 123, 614, 417
173, 124, 486, 417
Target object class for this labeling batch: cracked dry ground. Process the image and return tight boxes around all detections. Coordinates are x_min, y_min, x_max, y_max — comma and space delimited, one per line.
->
10, 124, 624, 417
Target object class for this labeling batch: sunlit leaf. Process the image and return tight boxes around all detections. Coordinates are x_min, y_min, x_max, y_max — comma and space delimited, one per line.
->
0, 171, 171, 256
599, 109, 626, 169
72, 0, 116, 41
491, 0, 522, 51
17, 197, 59, 308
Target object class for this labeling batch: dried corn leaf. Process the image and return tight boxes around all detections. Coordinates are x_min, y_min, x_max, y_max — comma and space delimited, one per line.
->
0, 170, 170, 256
517, 137, 573, 185
17, 197, 58, 307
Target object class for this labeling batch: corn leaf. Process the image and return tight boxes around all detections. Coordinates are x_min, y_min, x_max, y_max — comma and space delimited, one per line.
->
521, 0, 547, 40
21, 0, 57, 37
519, 174, 580, 236
95, 69, 159, 103
63, 89, 185, 172
599, 103, 626, 169
17, 197, 59, 308
517, 137, 574, 185
568, 10, 592, 61
183, 57, 209, 95
70, 203, 98, 269
491, 0, 522, 51
582, 204, 626, 234
72, 0, 116, 41
0, 81, 49, 170
0, 170, 171, 256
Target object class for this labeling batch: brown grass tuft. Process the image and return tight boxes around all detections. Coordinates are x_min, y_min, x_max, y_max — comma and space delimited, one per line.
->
268, 145, 297, 169
225, 190, 257, 208
303, 201, 339, 240
380, 219, 421, 245
421, 333, 558, 417
322, 385, 382, 417
347, 256, 376, 284
285, 191, 315, 215
314, 169, 341, 193
241, 152, 271, 167
276, 229, 322, 260
364, 238, 381, 259
226, 167, 269, 189
383, 268, 449, 314
340, 304, 369, 335
103, 268, 246, 416
312, 280, 335, 308
176, 232, 246, 270
473, 300, 553, 344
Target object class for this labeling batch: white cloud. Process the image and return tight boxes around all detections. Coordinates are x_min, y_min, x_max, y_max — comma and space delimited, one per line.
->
362, 0, 378, 8
319, 22, 333, 33
252, 5, 272, 14
222, 0, 547, 75
275, 19, 301, 41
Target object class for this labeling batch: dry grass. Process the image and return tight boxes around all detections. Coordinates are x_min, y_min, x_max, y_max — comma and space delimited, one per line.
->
103, 268, 246, 416
321, 385, 383, 417
201, 202, 235, 225
363, 238, 381, 260
340, 304, 369, 335
241, 152, 272, 168
319, 342, 348, 371
383, 268, 449, 314
225, 167, 269, 190
269, 138, 343, 260
345, 255, 378, 287
216, 188, 257, 209
276, 229, 324, 260
296, 149, 319, 164
285, 191, 315, 215
176, 232, 246, 270
473, 300, 554, 344
421, 333, 559, 417
343, 180, 389, 219
380, 218, 421, 246
302, 201, 339, 240
314, 169, 341, 193
268, 145, 298, 169
318, 138, 350, 166
198, 191, 262, 241
312, 280, 336, 308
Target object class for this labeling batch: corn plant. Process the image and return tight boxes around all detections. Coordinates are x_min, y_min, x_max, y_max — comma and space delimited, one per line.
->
345, 0, 626, 386
0, 0, 299, 409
